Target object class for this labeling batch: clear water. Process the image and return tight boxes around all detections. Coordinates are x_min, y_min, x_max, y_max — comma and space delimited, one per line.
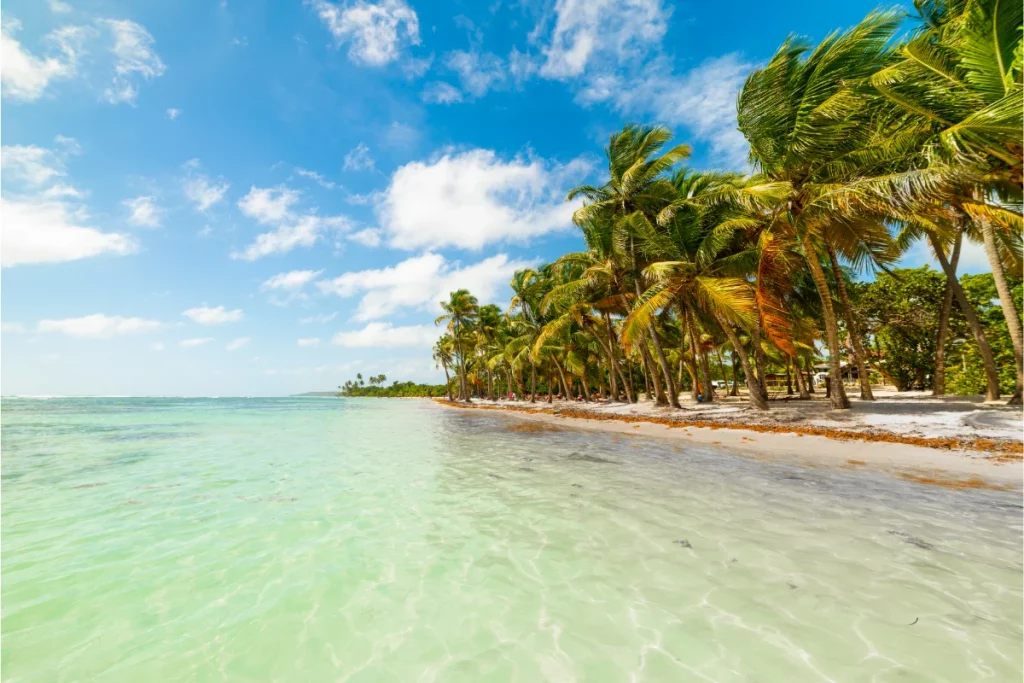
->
2, 398, 1021, 682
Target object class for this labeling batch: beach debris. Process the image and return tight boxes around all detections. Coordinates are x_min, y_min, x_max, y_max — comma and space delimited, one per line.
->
571, 483, 583, 488
71, 482, 108, 489
887, 530, 935, 550
674, 539, 692, 548
908, 617, 919, 625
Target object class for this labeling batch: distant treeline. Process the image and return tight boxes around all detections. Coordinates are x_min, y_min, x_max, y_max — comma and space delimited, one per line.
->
338, 375, 447, 397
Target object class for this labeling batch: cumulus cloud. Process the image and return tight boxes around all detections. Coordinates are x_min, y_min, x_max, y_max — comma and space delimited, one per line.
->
233, 186, 350, 260
582, 54, 754, 168
421, 81, 462, 104
225, 337, 250, 351
166, 107, 181, 119
297, 337, 321, 348
261, 269, 324, 291
182, 159, 230, 212
2, 322, 28, 333
1, 144, 67, 185
317, 251, 536, 321
375, 149, 586, 251
0, 19, 84, 101
37, 313, 162, 338
310, 0, 420, 66
2, 196, 137, 267
331, 322, 436, 348
445, 49, 506, 98
183, 305, 244, 324
538, 0, 668, 79
343, 143, 375, 172
123, 195, 162, 227
347, 228, 382, 247
180, 337, 214, 349
100, 19, 166, 104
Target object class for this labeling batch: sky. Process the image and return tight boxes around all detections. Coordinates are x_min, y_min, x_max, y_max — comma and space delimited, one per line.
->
0, 0, 990, 396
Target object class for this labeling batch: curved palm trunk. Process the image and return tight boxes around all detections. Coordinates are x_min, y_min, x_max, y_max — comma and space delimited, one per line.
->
648, 324, 681, 408
552, 357, 571, 400
930, 231, 1001, 401
639, 343, 667, 405
977, 216, 1023, 405
441, 360, 454, 401
580, 374, 591, 402
800, 233, 851, 409
826, 244, 874, 400
793, 356, 810, 399
933, 230, 962, 397
717, 317, 768, 410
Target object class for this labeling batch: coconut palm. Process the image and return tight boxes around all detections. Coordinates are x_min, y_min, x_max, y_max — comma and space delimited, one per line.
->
435, 289, 479, 402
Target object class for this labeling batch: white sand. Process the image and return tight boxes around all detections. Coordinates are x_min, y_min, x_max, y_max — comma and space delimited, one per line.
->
437, 390, 1023, 487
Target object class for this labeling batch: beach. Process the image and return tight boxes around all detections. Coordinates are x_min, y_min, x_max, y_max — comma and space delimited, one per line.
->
435, 391, 1024, 488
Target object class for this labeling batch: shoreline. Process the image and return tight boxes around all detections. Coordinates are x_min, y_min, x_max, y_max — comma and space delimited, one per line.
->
434, 398, 1023, 489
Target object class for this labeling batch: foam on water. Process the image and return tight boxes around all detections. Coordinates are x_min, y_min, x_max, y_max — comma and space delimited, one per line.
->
2, 397, 1021, 681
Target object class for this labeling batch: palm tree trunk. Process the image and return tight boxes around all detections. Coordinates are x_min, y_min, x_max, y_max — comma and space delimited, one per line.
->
547, 372, 553, 403
641, 353, 652, 400
648, 323, 681, 408
793, 356, 810, 399
976, 214, 1023, 405
785, 362, 793, 395
800, 233, 851, 409
530, 363, 537, 403
714, 348, 729, 393
933, 230, 962, 397
602, 312, 624, 402
553, 357, 571, 400
730, 351, 740, 396
699, 345, 714, 403
825, 244, 874, 400
580, 374, 591, 402
639, 342, 667, 405
441, 361, 454, 400
717, 317, 768, 410
930, 231, 1001, 401
804, 356, 816, 393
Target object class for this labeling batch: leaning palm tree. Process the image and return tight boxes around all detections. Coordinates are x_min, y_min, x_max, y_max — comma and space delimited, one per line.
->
737, 9, 903, 408
567, 124, 691, 407
435, 289, 479, 402
432, 335, 456, 401
870, 0, 1024, 402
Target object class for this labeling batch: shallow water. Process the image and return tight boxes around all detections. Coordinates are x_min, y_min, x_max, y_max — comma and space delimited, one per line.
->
2, 397, 1021, 681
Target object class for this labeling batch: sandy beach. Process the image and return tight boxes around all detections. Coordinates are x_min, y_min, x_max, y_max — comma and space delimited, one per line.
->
435, 391, 1024, 488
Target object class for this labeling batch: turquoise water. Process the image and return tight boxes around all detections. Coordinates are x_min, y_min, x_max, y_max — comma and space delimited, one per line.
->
2, 397, 1021, 682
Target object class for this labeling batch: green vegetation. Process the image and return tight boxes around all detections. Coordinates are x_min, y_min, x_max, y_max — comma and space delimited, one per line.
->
432, 1, 1023, 408
337, 373, 447, 398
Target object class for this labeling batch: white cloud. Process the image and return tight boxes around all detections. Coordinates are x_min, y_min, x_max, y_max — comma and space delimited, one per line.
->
347, 228, 382, 247
37, 314, 162, 338
100, 19, 166, 104
237, 186, 301, 224
317, 251, 536, 321
2, 322, 27, 333
151, 342, 165, 351
0, 19, 83, 101
183, 160, 230, 212
300, 312, 337, 324
123, 195, 161, 227
225, 337, 250, 351
297, 337, 321, 348
538, 0, 668, 79
49, 1, 74, 13
183, 305, 244, 324
261, 269, 324, 291
445, 49, 505, 98
233, 186, 350, 260
1, 145, 66, 185
1, 196, 137, 267
166, 107, 181, 119
332, 322, 436, 348
295, 167, 338, 189
310, 0, 420, 66
180, 337, 214, 349
343, 143, 375, 172
421, 81, 463, 104
584, 54, 754, 168
376, 149, 585, 251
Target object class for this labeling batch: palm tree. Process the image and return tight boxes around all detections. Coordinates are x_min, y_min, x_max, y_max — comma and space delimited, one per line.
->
737, 10, 902, 408
433, 335, 456, 401
435, 289, 479, 402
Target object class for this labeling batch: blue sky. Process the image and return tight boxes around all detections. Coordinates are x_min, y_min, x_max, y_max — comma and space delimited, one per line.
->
1, 0, 984, 396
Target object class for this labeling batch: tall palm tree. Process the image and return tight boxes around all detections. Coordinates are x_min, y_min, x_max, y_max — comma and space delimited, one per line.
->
737, 10, 902, 408
435, 289, 479, 402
